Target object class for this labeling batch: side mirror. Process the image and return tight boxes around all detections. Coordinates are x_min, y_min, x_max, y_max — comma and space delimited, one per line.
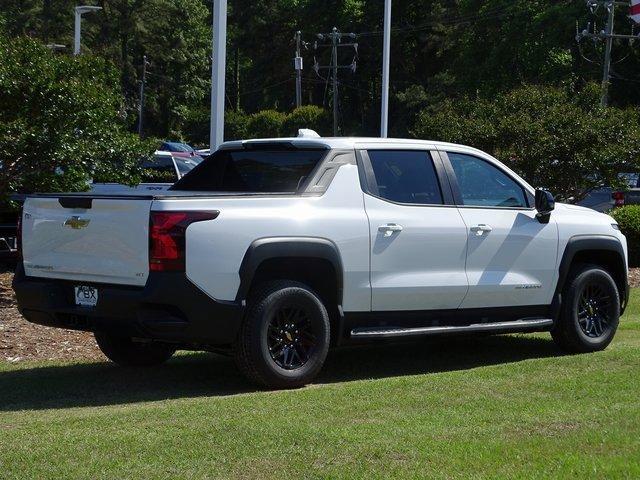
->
535, 189, 555, 223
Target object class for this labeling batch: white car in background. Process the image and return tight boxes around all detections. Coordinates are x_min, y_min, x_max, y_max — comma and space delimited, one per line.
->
90, 151, 201, 194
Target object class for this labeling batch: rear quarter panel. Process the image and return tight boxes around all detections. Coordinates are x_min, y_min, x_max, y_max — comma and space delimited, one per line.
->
152, 164, 371, 312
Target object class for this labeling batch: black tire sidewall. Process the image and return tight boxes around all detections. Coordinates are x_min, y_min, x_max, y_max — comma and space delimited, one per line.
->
563, 266, 620, 350
246, 283, 330, 387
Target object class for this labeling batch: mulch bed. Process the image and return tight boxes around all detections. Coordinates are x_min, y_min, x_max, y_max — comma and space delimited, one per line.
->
2, 267, 639, 363
0, 268, 101, 362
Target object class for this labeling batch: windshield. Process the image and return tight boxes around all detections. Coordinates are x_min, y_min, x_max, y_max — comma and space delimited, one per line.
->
171, 148, 326, 193
161, 142, 194, 153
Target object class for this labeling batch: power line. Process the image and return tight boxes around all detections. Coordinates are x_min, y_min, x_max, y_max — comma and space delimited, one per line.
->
357, 5, 519, 37
313, 27, 359, 136
577, 0, 640, 106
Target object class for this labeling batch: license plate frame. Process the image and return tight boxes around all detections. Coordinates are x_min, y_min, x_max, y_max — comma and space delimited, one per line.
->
74, 286, 98, 307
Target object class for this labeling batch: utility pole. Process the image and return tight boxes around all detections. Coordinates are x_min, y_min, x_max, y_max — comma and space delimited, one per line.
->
313, 28, 358, 136
577, 0, 639, 107
138, 55, 148, 138
331, 30, 339, 135
294, 31, 303, 108
380, 0, 392, 137
601, 1, 616, 106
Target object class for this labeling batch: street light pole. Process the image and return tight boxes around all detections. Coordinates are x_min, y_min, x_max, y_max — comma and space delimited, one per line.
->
210, 0, 227, 152
380, 0, 392, 137
73, 5, 102, 56
138, 55, 149, 138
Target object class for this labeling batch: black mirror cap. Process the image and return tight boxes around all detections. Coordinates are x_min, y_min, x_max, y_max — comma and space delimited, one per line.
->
535, 189, 555, 223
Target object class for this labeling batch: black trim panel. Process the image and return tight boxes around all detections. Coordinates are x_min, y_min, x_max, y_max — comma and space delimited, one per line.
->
12, 264, 244, 346
236, 237, 344, 304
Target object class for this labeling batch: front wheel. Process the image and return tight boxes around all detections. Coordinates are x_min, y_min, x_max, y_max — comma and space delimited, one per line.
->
95, 332, 175, 366
552, 264, 620, 353
234, 281, 331, 389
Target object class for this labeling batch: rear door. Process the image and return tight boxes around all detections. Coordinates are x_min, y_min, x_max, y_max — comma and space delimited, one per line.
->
360, 148, 469, 311
22, 196, 152, 286
441, 150, 558, 308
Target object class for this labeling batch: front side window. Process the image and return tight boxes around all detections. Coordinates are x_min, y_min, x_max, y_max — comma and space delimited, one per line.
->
171, 148, 325, 193
448, 153, 527, 208
367, 150, 443, 205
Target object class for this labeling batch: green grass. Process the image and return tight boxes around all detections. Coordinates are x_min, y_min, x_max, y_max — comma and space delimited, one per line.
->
1, 296, 640, 479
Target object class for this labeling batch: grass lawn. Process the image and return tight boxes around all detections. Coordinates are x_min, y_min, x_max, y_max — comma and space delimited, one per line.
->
1, 294, 640, 479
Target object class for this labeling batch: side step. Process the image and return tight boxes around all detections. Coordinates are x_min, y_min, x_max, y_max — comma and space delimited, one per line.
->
350, 318, 554, 339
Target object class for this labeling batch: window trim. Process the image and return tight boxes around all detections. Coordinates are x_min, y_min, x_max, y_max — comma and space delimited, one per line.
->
440, 151, 535, 210
356, 149, 455, 207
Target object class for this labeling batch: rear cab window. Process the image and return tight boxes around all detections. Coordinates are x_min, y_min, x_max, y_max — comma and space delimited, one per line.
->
364, 150, 444, 205
171, 148, 327, 193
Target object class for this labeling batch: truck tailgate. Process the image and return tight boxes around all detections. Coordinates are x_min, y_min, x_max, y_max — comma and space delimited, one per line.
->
22, 196, 152, 286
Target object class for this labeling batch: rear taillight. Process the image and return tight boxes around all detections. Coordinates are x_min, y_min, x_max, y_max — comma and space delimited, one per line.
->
16, 208, 22, 259
149, 211, 219, 272
613, 191, 625, 208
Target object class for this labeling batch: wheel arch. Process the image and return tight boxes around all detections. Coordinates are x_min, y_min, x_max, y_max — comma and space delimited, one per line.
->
236, 237, 344, 307
554, 235, 629, 316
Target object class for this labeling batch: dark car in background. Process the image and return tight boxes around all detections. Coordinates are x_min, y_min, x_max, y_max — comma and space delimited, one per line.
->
577, 173, 640, 212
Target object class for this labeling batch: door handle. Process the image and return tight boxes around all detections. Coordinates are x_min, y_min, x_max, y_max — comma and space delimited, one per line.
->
378, 224, 403, 237
470, 224, 493, 236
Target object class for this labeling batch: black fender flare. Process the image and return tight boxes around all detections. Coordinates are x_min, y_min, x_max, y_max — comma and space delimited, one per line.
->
552, 235, 629, 317
235, 237, 344, 305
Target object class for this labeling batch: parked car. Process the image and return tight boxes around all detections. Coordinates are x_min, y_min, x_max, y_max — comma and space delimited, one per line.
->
159, 141, 203, 161
13, 132, 628, 388
577, 173, 640, 212
90, 151, 201, 194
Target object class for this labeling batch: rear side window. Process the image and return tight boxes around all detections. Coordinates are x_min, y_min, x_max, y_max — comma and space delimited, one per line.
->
367, 150, 443, 205
171, 149, 325, 193
448, 153, 528, 208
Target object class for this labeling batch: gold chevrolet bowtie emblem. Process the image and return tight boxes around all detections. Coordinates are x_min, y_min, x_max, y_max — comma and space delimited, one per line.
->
63, 216, 90, 230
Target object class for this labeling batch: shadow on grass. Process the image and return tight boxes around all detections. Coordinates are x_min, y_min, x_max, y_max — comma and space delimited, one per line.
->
0, 334, 563, 411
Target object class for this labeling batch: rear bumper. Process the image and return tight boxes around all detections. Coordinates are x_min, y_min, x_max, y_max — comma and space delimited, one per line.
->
12, 264, 244, 347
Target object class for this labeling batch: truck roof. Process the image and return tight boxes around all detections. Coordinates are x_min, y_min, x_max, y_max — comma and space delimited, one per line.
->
219, 136, 485, 155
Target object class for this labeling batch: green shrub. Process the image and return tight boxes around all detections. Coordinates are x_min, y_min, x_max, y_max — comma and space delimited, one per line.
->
611, 206, 640, 267
225, 110, 249, 141
246, 110, 286, 138
281, 106, 331, 137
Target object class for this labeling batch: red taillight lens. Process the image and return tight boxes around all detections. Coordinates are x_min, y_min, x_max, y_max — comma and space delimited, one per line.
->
149, 211, 218, 272
613, 191, 625, 207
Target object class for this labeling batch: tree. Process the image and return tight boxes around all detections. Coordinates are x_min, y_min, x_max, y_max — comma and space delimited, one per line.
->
411, 84, 640, 201
281, 106, 331, 137
0, 35, 151, 207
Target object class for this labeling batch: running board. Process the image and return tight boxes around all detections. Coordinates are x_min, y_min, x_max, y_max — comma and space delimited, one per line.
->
350, 318, 554, 339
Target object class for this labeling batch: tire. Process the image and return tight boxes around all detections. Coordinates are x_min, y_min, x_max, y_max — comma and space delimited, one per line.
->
551, 264, 620, 353
95, 332, 176, 367
234, 280, 331, 389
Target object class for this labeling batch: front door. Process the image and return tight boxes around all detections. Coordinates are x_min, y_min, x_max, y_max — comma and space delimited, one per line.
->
444, 151, 558, 309
361, 149, 469, 311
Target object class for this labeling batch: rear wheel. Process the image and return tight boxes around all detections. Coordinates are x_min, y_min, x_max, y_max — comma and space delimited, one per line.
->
95, 332, 175, 366
234, 281, 330, 389
551, 264, 620, 353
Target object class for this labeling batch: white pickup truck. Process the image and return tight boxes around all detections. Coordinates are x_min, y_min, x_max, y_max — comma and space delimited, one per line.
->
13, 134, 629, 388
